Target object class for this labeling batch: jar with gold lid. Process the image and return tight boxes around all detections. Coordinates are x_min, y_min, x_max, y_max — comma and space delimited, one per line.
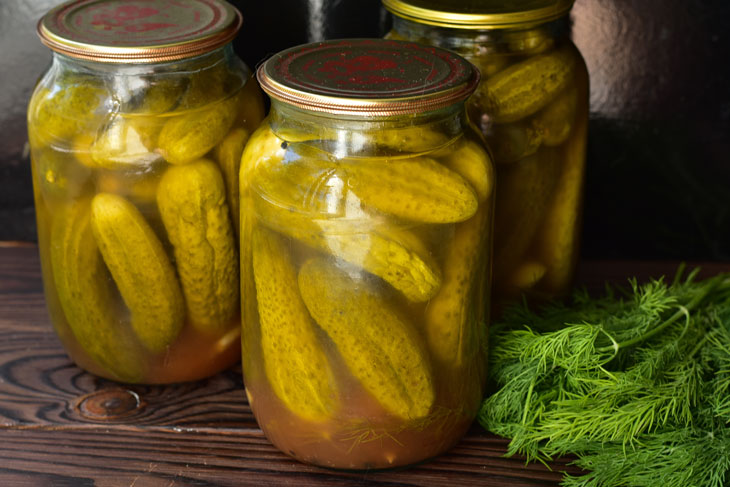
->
27, 0, 265, 384
240, 38, 494, 469
384, 0, 589, 308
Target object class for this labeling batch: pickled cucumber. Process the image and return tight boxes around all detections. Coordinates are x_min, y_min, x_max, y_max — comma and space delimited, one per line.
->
534, 89, 577, 147
424, 141, 491, 366
214, 127, 250, 236
239, 126, 286, 363
126, 77, 187, 150
133, 77, 185, 114
326, 156, 479, 224
504, 28, 555, 54
239, 125, 288, 189
29, 81, 106, 148
534, 113, 588, 294
425, 207, 489, 367
299, 258, 435, 420
235, 78, 266, 133
365, 125, 450, 153
253, 227, 338, 422
157, 96, 238, 165
90, 193, 184, 352
252, 166, 441, 303
438, 139, 494, 202
177, 66, 228, 110
157, 159, 239, 333
493, 149, 560, 281
489, 120, 544, 164
480, 47, 576, 123
50, 198, 145, 382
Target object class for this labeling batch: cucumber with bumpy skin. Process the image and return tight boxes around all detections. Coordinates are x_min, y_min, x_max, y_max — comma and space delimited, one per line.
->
51, 198, 146, 382
157, 159, 239, 334
479, 47, 575, 123
299, 257, 435, 420
253, 227, 338, 422
91, 193, 184, 352
215, 127, 251, 237
157, 97, 237, 165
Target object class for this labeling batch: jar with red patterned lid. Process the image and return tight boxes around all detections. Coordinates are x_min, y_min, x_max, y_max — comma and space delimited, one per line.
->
27, 0, 265, 384
240, 38, 494, 469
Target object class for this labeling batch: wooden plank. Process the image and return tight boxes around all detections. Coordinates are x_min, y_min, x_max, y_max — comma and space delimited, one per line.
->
2, 245, 728, 485
0, 428, 575, 486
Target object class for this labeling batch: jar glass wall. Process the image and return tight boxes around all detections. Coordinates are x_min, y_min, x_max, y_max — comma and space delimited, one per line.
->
27, 0, 265, 384
386, 3, 589, 309
240, 39, 494, 469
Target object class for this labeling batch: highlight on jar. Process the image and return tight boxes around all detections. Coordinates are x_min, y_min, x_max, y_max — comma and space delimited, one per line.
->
27, 0, 265, 384
239, 38, 495, 470
383, 0, 590, 309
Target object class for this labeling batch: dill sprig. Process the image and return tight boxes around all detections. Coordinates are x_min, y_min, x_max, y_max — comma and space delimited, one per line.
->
479, 267, 730, 487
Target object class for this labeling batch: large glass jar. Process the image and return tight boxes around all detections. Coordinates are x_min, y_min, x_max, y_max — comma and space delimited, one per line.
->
27, 0, 265, 384
240, 39, 494, 469
385, 0, 589, 308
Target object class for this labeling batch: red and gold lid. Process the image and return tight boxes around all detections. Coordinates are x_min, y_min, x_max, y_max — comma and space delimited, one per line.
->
37, 0, 242, 63
257, 38, 480, 117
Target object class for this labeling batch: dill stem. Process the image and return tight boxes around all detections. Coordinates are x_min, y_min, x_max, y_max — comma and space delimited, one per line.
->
686, 327, 716, 360
596, 279, 720, 354
521, 378, 536, 425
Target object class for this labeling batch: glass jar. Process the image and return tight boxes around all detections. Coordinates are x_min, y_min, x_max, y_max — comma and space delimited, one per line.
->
240, 39, 494, 469
27, 0, 265, 384
385, 0, 589, 308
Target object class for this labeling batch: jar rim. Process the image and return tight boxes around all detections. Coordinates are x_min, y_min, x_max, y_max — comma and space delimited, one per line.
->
37, 0, 242, 64
382, 0, 574, 30
257, 38, 479, 118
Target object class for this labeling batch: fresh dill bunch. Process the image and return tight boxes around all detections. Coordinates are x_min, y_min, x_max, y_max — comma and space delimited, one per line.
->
562, 427, 730, 487
480, 267, 730, 486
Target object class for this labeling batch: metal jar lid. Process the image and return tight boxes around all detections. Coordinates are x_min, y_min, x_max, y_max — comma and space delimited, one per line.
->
382, 0, 574, 30
257, 38, 480, 117
37, 0, 242, 63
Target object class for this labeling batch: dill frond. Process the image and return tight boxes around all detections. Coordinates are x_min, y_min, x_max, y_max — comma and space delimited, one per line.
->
480, 268, 730, 485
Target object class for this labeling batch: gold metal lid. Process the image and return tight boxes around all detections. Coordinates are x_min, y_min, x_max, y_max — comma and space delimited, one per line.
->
37, 0, 242, 63
382, 0, 574, 30
257, 39, 479, 117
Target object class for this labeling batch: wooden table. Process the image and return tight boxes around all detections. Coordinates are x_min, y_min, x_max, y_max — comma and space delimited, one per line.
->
1, 243, 726, 486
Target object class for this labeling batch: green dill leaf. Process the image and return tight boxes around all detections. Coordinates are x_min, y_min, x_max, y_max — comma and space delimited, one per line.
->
481, 268, 730, 485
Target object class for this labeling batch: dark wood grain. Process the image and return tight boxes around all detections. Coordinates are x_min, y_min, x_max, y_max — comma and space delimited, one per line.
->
2, 245, 728, 486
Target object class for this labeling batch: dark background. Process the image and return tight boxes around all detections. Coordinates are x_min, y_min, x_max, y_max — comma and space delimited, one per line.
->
1, 0, 728, 260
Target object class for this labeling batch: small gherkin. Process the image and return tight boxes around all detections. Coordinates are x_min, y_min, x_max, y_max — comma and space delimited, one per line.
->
157, 159, 239, 334
252, 227, 338, 422
50, 198, 146, 382
298, 257, 435, 420
90, 192, 184, 353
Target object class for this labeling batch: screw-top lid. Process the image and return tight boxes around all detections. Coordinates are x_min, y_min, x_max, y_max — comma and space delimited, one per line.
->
382, 0, 574, 30
257, 38, 480, 117
37, 0, 242, 63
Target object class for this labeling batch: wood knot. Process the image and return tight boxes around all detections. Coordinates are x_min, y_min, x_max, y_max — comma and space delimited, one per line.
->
75, 389, 145, 421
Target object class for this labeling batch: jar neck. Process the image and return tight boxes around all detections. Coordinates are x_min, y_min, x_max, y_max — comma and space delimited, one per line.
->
268, 101, 470, 157
51, 44, 239, 77
390, 15, 570, 56
43, 44, 249, 113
